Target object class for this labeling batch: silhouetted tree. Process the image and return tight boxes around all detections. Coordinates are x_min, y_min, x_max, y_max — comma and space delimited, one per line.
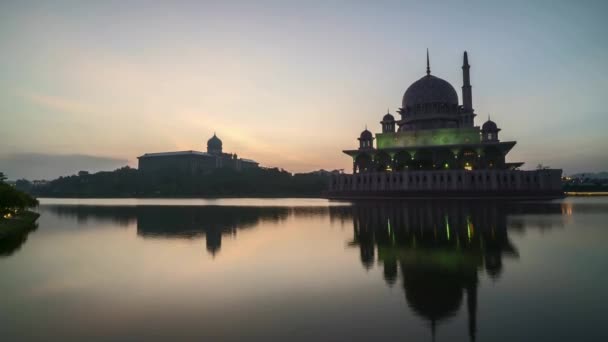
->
0, 182, 38, 217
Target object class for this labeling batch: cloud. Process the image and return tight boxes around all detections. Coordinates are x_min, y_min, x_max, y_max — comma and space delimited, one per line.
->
22, 92, 99, 117
0, 153, 128, 180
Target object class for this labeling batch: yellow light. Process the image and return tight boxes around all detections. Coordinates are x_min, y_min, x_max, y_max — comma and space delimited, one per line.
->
444, 163, 449, 169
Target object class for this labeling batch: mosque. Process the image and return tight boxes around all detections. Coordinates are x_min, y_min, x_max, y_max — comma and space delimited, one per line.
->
328, 51, 563, 198
138, 133, 259, 174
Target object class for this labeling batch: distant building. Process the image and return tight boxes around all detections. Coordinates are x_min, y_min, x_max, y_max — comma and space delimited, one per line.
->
138, 133, 259, 174
328, 51, 563, 198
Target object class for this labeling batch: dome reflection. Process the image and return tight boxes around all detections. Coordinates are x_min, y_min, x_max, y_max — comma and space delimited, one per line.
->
340, 200, 565, 341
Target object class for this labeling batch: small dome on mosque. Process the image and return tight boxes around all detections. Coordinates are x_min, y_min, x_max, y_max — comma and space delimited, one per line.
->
382, 111, 395, 122
482, 119, 499, 131
359, 129, 373, 140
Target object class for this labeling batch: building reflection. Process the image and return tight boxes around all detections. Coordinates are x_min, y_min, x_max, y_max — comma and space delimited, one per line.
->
136, 206, 289, 256
333, 200, 565, 341
40, 200, 575, 339
44, 205, 290, 257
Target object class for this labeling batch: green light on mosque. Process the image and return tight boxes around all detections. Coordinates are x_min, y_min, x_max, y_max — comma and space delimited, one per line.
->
375, 127, 481, 149
445, 216, 450, 240
444, 163, 449, 169
467, 216, 473, 240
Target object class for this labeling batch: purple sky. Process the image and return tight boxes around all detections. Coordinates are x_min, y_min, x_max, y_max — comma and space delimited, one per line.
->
1, 1, 607, 179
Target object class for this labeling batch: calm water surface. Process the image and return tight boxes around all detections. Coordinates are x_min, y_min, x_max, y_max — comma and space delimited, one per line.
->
1, 197, 607, 341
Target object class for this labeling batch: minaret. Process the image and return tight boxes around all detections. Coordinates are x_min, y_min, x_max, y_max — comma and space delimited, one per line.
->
426, 48, 431, 76
462, 51, 473, 112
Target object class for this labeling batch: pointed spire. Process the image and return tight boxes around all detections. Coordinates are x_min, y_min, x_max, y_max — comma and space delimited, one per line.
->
426, 48, 431, 75
462, 50, 473, 112
387, 107, 390, 114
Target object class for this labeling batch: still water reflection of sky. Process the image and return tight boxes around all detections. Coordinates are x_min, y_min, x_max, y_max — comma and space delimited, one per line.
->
1, 198, 606, 341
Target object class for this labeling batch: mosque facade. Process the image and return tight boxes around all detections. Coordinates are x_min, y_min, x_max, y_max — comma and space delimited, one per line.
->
328, 51, 563, 198
138, 133, 259, 174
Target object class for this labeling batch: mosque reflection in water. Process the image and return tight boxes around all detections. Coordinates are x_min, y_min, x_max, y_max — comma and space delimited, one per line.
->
41, 201, 569, 341
331, 200, 565, 342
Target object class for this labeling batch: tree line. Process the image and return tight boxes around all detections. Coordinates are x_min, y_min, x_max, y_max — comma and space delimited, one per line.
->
15, 167, 334, 198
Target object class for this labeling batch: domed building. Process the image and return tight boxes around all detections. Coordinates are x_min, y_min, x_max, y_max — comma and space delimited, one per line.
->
328, 51, 563, 198
207, 133, 223, 155
138, 133, 259, 174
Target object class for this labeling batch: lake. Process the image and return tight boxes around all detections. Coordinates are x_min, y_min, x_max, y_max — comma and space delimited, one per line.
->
1, 197, 607, 341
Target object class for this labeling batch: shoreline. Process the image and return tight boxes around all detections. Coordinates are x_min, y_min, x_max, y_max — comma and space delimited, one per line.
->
0, 211, 40, 239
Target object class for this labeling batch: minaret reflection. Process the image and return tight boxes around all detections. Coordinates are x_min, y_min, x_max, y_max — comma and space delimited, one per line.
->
342, 200, 564, 342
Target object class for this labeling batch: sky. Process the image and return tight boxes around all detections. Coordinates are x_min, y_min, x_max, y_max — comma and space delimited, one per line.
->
1, 0, 607, 179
